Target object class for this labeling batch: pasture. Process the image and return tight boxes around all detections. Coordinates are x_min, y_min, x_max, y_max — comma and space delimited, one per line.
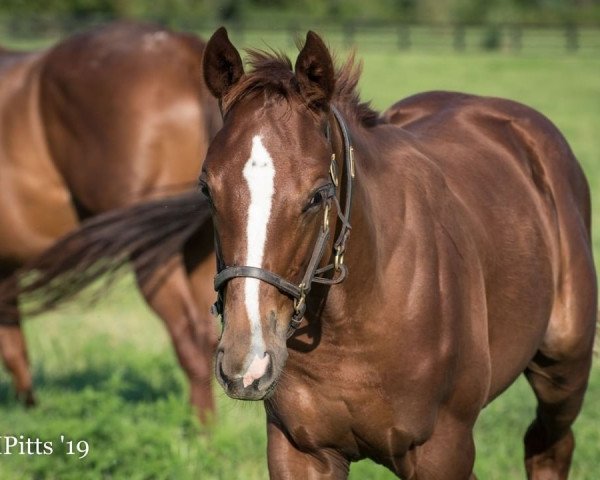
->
0, 37, 599, 479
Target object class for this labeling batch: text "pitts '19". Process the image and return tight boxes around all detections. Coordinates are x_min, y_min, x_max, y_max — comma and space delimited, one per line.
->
0, 435, 89, 458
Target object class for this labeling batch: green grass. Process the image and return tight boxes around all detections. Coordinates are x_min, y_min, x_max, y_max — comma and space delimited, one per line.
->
0, 47, 599, 479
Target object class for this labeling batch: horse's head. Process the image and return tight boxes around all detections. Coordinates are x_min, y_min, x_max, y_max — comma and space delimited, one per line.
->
200, 28, 340, 400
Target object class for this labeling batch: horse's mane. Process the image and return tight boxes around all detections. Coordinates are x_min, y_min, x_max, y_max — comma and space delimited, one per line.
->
222, 46, 380, 127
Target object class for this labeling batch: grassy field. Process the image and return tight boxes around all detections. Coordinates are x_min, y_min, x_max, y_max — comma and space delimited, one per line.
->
0, 42, 599, 479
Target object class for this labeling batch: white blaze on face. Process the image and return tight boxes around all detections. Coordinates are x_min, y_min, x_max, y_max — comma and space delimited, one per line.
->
242, 135, 274, 376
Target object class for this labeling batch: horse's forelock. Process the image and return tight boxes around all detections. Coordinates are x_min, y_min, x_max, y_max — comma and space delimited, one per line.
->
221, 45, 379, 126
221, 49, 295, 113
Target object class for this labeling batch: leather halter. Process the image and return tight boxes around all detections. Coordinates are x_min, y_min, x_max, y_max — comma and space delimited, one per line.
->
212, 105, 355, 338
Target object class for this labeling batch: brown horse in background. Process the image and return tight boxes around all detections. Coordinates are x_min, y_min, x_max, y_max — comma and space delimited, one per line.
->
0, 21, 221, 419
1, 27, 596, 478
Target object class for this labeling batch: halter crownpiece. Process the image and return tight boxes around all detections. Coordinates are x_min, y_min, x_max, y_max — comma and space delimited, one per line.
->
212, 105, 355, 338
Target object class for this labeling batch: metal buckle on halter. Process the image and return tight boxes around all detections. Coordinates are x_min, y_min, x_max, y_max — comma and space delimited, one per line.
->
293, 282, 307, 315
334, 245, 345, 270
323, 203, 330, 232
329, 154, 338, 187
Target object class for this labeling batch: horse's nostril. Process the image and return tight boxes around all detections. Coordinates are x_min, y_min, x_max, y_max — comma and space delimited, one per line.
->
219, 363, 228, 386
216, 350, 229, 387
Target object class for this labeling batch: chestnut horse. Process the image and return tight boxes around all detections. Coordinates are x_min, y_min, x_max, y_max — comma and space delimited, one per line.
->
2, 28, 595, 478
199, 29, 596, 478
0, 22, 220, 419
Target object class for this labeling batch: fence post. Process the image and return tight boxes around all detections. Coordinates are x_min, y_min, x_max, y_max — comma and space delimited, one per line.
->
288, 22, 299, 48
228, 20, 244, 47
510, 24, 522, 53
397, 24, 410, 50
454, 24, 465, 51
565, 24, 579, 52
343, 22, 355, 48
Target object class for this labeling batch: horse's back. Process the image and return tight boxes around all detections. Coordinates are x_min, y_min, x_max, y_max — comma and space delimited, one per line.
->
38, 21, 220, 213
383, 91, 595, 400
383, 91, 590, 232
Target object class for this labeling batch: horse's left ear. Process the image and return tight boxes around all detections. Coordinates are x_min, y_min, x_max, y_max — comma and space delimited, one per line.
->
295, 31, 335, 108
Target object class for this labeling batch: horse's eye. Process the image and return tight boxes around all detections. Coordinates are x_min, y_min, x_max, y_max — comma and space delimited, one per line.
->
199, 182, 213, 205
310, 191, 324, 207
304, 186, 332, 213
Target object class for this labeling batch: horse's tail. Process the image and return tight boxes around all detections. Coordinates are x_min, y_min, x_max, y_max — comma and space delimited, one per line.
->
0, 191, 211, 319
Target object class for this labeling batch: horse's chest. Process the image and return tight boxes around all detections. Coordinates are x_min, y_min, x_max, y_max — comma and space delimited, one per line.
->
275, 379, 430, 460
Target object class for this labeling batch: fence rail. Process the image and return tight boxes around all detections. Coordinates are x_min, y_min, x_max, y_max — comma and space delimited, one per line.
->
0, 15, 599, 55
223, 22, 600, 55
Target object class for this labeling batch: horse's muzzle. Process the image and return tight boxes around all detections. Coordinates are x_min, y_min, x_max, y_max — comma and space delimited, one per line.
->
215, 349, 281, 401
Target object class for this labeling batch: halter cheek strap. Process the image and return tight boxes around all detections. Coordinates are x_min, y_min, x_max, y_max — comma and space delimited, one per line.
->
212, 105, 354, 338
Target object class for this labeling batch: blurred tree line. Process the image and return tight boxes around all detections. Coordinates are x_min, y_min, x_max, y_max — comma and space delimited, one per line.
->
0, 0, 599, 26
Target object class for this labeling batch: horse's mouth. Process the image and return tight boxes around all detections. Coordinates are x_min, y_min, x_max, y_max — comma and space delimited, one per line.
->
223, 377, 279, 401
217, 358, 282, 401
259, 377, 280, 399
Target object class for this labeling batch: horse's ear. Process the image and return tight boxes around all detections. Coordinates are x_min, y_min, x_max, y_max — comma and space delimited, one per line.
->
295, 31, 335, 108
203, 27, 244, 100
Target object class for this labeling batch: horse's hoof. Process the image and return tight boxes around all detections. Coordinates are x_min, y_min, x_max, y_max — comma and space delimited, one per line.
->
16, 390, 36, 408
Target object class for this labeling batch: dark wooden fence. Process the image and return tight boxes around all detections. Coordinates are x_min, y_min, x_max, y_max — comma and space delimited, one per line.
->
1, 15, 598, 55
224, 22, 600, 55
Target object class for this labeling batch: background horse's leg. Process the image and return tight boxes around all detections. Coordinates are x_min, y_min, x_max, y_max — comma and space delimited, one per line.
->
0, 270, 34, 406
0, 323, 33, 406
136, 254, 218, 423
523, 254, 596, 479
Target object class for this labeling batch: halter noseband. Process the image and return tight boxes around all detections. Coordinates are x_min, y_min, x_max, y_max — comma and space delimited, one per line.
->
212, 105, 355, 338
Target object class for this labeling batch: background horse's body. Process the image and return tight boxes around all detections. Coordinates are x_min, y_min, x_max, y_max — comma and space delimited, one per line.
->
0, 22, 221, 416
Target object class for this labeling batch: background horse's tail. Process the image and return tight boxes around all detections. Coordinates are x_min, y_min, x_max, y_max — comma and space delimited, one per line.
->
0, 191, 211, 319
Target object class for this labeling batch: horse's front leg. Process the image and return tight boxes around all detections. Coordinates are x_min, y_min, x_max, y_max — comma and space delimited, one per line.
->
399, 410, 477, 480
267, 420, 350, 480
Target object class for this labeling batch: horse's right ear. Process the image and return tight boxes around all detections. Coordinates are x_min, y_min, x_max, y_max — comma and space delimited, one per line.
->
203, 27, 244, 99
